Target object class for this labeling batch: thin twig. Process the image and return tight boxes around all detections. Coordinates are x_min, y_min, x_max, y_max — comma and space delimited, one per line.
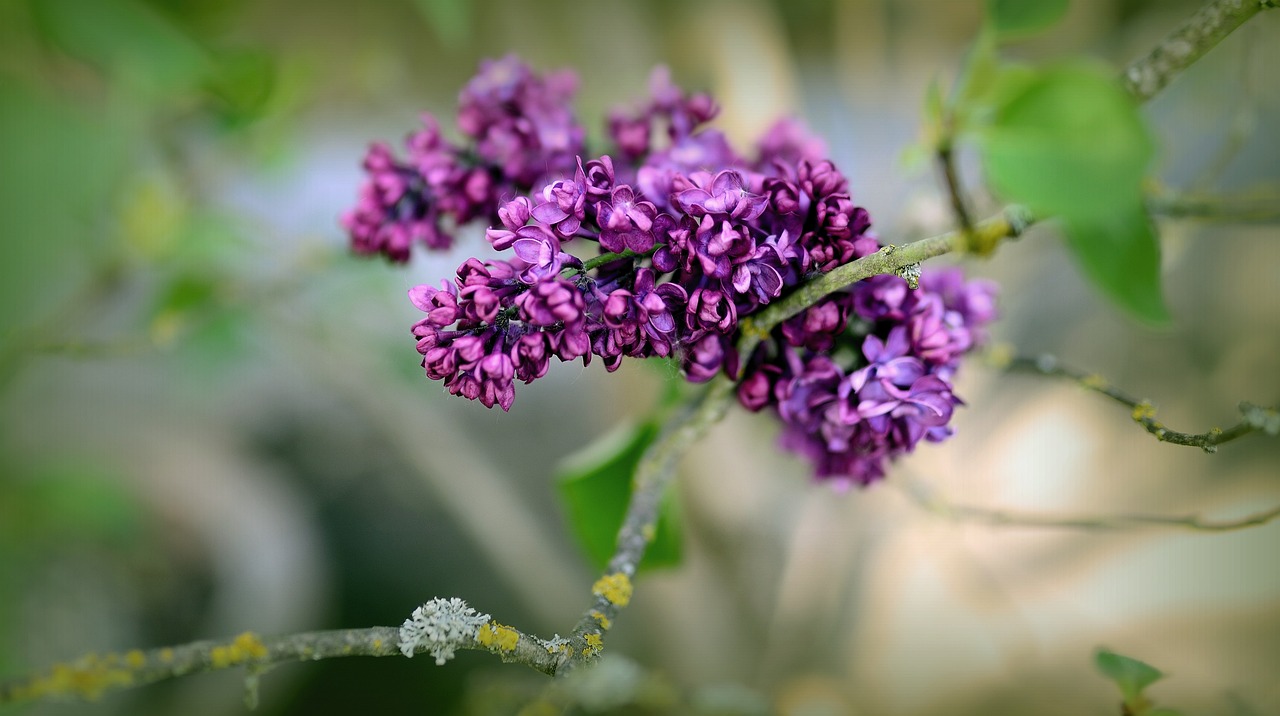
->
1146, 188, 1280, 223
737, 206, 1034, 360
937, 143, 980, 251
1122, 0, 1276, 102
559, 377, 736, 675
0, 626, 559, 706
999, 353, 1279, 452
903, 480, 1280, 533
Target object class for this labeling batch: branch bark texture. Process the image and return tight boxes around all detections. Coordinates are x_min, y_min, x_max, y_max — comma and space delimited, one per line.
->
1122, 0, 1276, 102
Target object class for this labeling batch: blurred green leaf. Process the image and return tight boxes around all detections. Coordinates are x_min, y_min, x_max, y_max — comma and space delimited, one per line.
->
924, 75, 945, 130
1063, 204, 1168, 324
1148, 710, 1186, 716
412, 0, 473, 50
976, 63, 1166, 322
982, 62, 1040, 111
148, 266, 251, 368
0, 464, 142, 547
31, 0, 214, 96
155, 273, 222, 316
953, 24, 998, 120
1095, 648, 1165, 705
987, 0, 1070, 40
978, 62, 1154, 221
0, 78, 128, 335
557, 421, 682, 573
204, 48, 276, 125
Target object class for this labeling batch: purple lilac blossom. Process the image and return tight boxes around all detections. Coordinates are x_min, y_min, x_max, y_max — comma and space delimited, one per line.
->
350, 58, 996, 486
342, 56, 585, 262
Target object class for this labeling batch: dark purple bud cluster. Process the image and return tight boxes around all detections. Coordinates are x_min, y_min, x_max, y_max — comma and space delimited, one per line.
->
341, 55, 585, 262
347, 57, 998, 485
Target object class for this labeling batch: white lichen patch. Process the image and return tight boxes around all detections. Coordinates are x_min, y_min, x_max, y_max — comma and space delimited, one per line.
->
398, 597, 491, 665
896, 262, 921, 290
540, 634, 571, 654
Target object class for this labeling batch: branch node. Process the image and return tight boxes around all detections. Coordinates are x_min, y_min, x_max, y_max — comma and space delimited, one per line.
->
1004, 205, 1035, 237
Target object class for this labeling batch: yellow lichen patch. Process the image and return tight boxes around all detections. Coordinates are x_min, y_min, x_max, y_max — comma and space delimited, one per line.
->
210, 646, 232, 669
641, 523, 656, 542
19, 655, 136, 702
159, 648, 175, 663
233, 632, 269, 660
372, 638, 383, 651
212, 632, 269, 669
589, 610, 612, 631
1082, 374, 1109, 391
582, 633, 604, 656
477, 622, 520, 652
1131, 401, 1157, 423
984, 342, 1014, 369
125, 650, 146, 669
592, 573, 633, 607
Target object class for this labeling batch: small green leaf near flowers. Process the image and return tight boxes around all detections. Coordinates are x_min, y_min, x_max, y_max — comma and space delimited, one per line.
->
556, 418, 682, 572
1094, 648, 1165, 705
975, 62, 1169, 323
987, 0, 1071, 40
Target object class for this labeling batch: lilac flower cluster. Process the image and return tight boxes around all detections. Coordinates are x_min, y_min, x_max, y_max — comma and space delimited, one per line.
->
341, 55, 584, 262
345, 57, 997, 485
738, 271, 996, 487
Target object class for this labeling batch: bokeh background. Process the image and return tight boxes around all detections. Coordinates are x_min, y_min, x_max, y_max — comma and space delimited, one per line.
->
1, 0, 1278, 714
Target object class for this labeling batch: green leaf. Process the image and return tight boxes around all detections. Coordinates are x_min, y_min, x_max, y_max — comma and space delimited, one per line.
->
0, 464, 143, 547
0, 79, 128, 335
412, 0, 473, 50
987, 0, 1070, 40
1062, 204, 1169, 324
954, 24, 998, 115
978, 62, 1154, 222
32, 0, 213, 95
976, 62, 1167, 322
556, 421, 682, 572
1095, 649, 1165, 704
205, 48, 276, 125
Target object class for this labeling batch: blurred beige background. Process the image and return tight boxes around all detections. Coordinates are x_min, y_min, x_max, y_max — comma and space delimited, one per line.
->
1, 0, 1277, 714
